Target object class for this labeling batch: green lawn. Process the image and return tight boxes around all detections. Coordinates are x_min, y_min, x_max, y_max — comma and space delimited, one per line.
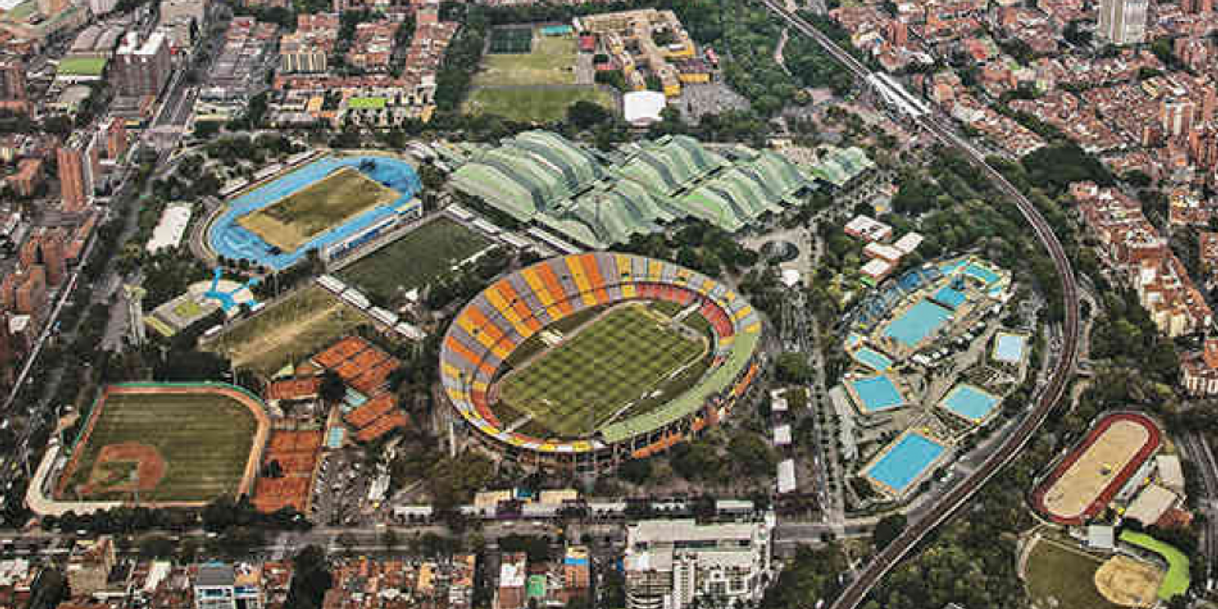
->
63, 391, 259, 502
473, 34, 577, 87
1120, 531, 1191, 601
497, 304, 705, 437
58, 56, 107, 77
348, 96, 387, 109
207, 285, 364, 376
463, 86, 614, 124
1025, 539, 1121, 609
236, 167, 400, 252
337, 217, 491, 303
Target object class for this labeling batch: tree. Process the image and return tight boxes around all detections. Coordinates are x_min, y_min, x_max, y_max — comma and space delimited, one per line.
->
873, 513, 907, 550
286, 545, 332, 609
775, 352, 813, 383
319, 370, 346, 403
566, 100, 612, 130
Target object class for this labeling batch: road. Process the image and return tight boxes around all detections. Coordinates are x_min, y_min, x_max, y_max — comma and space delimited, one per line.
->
1182, 431, 1218, 584
757, 3, 1081, 607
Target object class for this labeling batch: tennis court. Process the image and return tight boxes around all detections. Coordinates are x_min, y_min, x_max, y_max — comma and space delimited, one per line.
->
862, 431, 947, 496
882, 299, 952, 348
939, 383, 1000, 424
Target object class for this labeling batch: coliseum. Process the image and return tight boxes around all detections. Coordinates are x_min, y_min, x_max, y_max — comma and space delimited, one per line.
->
440, 253, 764, 472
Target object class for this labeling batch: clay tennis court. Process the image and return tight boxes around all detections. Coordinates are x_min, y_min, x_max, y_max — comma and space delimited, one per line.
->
1033, 412, 1161, 524
1094, 555, 1163, 607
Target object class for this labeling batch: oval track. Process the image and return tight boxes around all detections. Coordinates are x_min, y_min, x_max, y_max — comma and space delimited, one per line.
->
756, 3, 1081, 607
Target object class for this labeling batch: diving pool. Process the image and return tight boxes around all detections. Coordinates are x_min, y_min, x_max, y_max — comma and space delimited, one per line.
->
864, 432, 947, 495
964, 262, 1001, 286
847, 374, 905, 412
993, 332, 1027, 364
932, 285, 967, 310
208, 155, 422, 270
852, 347, 893, 372
940, 383, 1000, 423
882, 299, 952, 348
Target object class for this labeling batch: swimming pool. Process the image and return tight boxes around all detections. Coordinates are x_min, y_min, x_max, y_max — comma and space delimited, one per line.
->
939, 258, 967, 276
940, 383, 1000, 423
932, 285, 967, 310
209, 155, 422, 270
847, 374, 905, 412
882, 299, 952, 347
852, 347, 893, 372
964, 262, 1001, 286
864, 432, 947, 494
993, 332, 1027, 364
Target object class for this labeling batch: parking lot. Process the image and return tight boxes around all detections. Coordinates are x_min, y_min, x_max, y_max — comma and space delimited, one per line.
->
312, 449, 373, 527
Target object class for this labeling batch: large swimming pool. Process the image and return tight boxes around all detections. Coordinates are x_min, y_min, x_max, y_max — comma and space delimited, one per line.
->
208, 155, 422, 270
864, 432, 947, 494
852, 347, 893, 372
940, 383, 1000, 423
847, 374, 905, 412
882, 299, 952, 348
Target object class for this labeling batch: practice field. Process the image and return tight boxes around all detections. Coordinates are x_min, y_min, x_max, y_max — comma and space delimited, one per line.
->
472, 33, 577, 87
463, 86, 614, 124
206, 286, 364, 376
1025, 538, 1122, 609
236, 167, 401, 253
337, 217, 491, 303
58, 386, 265, 503
1094, 555, 1164, 607
496, 304, 706, 437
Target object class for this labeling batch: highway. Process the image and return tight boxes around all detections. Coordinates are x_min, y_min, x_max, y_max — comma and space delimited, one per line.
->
1183, 431, 1218, 586
757, 3, 1081, 608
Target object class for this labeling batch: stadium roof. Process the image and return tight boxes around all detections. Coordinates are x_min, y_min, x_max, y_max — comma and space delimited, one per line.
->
808, 145, 875, 188
451, 132, 809, 247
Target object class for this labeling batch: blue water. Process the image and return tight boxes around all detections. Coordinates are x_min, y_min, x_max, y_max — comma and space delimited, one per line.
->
932, 285, 967, 310
865, 433, 946, 493
939, 258, 967, 276
941, 384, 1000, 422
849, 375, 905, 411
994, 333, 1026, 363
202, 268, 260, 312
208, 155, 422, 270
883, 299, 952, 347
853, 347, 893, 372
326, 427, 345, 449
964, 262, 1000, 286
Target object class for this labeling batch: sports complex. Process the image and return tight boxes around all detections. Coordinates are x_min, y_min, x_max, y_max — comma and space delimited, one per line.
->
53, 383, 269, 506
1031, 412, 1162, 526
440, 253, 762, 472
207, 154, 423, 271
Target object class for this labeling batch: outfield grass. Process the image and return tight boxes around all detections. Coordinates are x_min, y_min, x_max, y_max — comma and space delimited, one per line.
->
497, 304, 705, 437
1119, 531, 1190, 601
1025, 539, 1121, 609
63, 392, 259, 502
236, 167, 400, 253
336, 217, 491, 303
207, 286, 364, 376
463, 86, 614, 124
473, 34, 577, 87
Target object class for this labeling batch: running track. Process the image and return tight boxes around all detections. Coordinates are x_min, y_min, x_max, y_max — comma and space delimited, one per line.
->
757, 3, 1081, 607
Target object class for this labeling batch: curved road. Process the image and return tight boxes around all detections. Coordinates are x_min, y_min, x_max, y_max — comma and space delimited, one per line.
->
757, 3, 1081, 607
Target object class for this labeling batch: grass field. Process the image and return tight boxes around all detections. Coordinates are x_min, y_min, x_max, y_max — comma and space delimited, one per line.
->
473, 34, 577, 87
62, 392, 259, 502
337, 217, 491, 303
497, 304, 705, 437
1119, 531, 1190, 601
236, 167, 400, 253
207, 286, 364, 376
1025, 538, 1122, 609
464, 86, 614, 124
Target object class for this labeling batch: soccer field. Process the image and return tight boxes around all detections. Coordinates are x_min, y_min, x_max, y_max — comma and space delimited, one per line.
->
464, 86, 614, 124
207, 286, 364, 376
236, 167, 401, 253
497, 304, 706, 437
473, 34, 577, 87
337, 217, 491, 303
60, 389, 263, 503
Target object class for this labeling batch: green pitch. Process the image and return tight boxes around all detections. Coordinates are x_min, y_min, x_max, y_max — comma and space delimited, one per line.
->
236, 166, 400, 253
497, 304, 705, 437
337, 217, 491, 302
62, 392, 259, 502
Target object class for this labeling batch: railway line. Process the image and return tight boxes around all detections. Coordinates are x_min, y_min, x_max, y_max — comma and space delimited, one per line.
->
757, 2, 1081, 607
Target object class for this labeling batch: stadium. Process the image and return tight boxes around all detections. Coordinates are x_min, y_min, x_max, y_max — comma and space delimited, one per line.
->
440, 253, 763, 472
1031, 412, 1162, 525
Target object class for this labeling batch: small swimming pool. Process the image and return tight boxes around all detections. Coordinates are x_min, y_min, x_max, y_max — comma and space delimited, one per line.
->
940, 383, 1000, 423
993, 332, 1027, 364
883, 299, 952, 347
852, 347, 893, 372
939, 258, 968, 276
847, 374, 905, 412
864, 432, 947, 494
964, 262, 1001, 286
932, 285, 967, 310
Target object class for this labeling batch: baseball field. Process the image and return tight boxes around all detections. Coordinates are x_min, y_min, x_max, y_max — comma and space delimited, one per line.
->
1024, 538, 1122, 609
57, 385, 267, 504
236, 167, 400, 253
495, 304, 706, 437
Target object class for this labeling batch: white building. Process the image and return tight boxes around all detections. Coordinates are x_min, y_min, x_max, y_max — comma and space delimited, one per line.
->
88, 0, 118, 16
623, 518, 773, 609
1098, 0, 1148, 44
194, 562, 262, 609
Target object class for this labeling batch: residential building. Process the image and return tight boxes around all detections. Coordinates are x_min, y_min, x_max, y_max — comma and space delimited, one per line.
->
159, 0, 209, 50
194, 562, 263, 609
493, 553, 527, 609
0, 58, 25, 100
57, 132, 100, 212
113, 31, 172, 97
88, 0, 119, 15
1097, 0, 1148, 45
103, 116, 128, 160
622, 518, 773, 609
66, 536, 116, 597
7, 158, 42, 197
